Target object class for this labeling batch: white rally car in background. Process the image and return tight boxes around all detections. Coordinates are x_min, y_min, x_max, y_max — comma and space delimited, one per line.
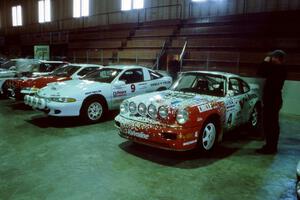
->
25, 65, 172, 123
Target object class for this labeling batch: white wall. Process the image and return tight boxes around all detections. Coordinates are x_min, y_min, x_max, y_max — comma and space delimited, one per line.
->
243, 77, 300, 116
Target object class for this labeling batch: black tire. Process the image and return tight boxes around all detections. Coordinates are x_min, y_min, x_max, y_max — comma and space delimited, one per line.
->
198, 120, 218, 152
297, 180, 300, 200
248, 104, 261, 131
80, 97, 107, 123
157, 87, 166, 91
7, 85, 16, 99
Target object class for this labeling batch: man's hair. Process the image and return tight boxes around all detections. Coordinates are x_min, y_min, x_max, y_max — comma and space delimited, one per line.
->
268, 50, 286, 60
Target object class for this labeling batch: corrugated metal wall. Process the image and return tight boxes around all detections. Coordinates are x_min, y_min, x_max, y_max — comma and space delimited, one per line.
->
0, 0, 300, 34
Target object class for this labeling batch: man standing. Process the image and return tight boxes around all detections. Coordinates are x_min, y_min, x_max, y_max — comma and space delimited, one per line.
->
168, 55, 181, 81
256, 50, 287, 154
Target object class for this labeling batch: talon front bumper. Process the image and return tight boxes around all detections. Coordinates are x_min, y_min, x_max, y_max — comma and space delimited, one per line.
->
24, 95, 83, 117
21, 89, 38, 95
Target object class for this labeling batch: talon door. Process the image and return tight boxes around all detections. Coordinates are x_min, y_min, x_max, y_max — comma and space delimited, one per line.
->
112, 68, 148, 108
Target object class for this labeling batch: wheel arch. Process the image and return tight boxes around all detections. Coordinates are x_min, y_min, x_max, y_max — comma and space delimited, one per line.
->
203, 113, 223, 143
157, 87, 167, 91
81, 94, 108, 112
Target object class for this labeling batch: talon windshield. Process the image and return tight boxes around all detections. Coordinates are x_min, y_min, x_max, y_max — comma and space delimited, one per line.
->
51, 65, 79, 77
83, 68, 122, 83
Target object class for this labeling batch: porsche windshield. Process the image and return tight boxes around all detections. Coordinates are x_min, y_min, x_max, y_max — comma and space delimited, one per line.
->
83, 68, 122, 83
52, 65, 80, 77
172, 73, 226, 97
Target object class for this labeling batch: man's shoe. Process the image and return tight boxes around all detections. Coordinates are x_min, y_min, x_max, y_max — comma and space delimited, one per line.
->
256, 146, 277, 154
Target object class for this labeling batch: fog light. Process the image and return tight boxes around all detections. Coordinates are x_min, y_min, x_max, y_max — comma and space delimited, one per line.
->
158, 106, 168, 119
120, 101, 128, 114
176, 109, 189, 124
138, 103, 147, 116
148, 104, 157, 118
129, 102, 137, 114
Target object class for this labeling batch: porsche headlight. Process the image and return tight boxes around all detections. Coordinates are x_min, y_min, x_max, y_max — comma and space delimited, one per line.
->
148, 104, 157, 118
138, 103, 147, 116
50, 97, 77, 103
120, 101, 129, 114
176, 109, 189, 125
158, 106, 169, 119
129, 102, 137, 114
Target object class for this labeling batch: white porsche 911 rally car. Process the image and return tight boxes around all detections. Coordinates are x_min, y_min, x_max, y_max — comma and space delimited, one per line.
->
115, 71, 261, 152
24, 65, 172, 123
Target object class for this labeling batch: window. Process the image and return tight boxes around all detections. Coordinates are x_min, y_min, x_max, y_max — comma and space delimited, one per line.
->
77, 67, 99, 76
121, 0, 144, 11
52, 65, 80, 77
38, 0, 51, 23
12, 5, 22, 26
192, 0, 207, 2
149, 70, 163, 80
119, 69, 144, 84
229, 78, 243, 95
73, 0, 89, 18
241, 80, 250, 93
133, 0, 144, 9
83, 68, 122, 83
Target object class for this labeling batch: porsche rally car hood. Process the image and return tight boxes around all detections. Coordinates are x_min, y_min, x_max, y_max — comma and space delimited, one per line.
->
37, 79, 110, 99
127, 90, 219, 110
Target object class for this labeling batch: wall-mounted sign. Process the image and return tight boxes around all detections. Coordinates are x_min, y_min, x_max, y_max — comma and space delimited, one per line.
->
34, 45, 50, 60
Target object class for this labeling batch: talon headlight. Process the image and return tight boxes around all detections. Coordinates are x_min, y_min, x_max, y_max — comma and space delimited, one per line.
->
176, 109, 189, 125
148, 104, 157, 118
129, 102, 137, 114
23, 87, 39, 92
158, 106, 169, 119
120, 101, 129, 114
138, 103, 147, 116
50, 97, 77, 103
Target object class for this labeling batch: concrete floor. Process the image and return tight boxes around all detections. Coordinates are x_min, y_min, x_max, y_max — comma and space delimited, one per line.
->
0, 99, 299, 200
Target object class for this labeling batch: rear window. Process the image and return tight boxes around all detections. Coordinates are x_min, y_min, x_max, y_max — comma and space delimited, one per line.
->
149, 70, 163, 80
52, 65, 81, 77
77, 67, 99, 76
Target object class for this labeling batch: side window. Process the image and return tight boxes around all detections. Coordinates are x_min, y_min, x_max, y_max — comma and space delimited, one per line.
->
149, 70, 163, 80
241, 80, 250, 93
39, 63, 48, 72
66, 66, 80, 76
229, 78, 243, 95
31, 64, 40, 72
119, 69, 144, 84
77, 67, 97, 76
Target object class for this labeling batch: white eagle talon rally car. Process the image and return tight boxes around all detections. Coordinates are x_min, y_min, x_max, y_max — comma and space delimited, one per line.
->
24, 65, 172, 123
115, 71, 261, 152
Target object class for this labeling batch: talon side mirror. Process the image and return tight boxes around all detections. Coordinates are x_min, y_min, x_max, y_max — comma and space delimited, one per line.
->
9, 66, 16, 71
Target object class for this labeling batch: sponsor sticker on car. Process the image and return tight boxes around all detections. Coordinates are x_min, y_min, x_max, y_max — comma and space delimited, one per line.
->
122, 129, 149, 140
